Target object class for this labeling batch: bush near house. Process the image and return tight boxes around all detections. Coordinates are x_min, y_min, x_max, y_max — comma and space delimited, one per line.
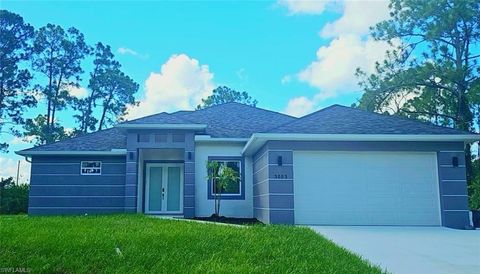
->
0, 177, 29, 214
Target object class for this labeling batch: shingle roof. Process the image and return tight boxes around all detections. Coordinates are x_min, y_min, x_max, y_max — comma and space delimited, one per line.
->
269, 105, 472, 135
122, 112, 194, 124
17, 103, 476, 154
167, 102, 297, 138
19, 128, 126, 152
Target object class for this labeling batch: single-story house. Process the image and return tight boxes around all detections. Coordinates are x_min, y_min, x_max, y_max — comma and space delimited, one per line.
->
17, 103, 479, 228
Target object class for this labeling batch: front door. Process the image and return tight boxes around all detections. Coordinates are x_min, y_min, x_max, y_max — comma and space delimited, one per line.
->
145, 163, 183, 214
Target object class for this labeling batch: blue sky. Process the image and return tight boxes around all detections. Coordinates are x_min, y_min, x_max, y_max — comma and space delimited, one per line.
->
1, 1, 393, 181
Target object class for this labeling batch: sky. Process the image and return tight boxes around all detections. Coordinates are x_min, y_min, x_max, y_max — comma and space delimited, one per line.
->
0, 0, 394, 182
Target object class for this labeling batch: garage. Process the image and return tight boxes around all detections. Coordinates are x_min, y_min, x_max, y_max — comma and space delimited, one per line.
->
293, 151, 441, 226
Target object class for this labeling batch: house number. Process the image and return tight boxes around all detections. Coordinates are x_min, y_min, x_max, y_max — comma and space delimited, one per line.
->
274, 174, 288, 179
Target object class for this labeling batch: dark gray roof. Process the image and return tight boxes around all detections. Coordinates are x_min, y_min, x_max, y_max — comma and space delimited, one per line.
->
269, 105, 472, 135
17, 103, 475, 154
171, 102, 296, 138
122, 112, 194, 124
19, 128, 126, 152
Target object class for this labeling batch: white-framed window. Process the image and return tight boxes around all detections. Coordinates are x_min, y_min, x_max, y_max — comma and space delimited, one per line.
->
210, 160, 241, 195
81, 161, 102, 175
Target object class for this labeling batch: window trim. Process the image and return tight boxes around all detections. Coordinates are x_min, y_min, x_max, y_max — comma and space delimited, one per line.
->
80, 161, 102, 176
207, 156, 245, 200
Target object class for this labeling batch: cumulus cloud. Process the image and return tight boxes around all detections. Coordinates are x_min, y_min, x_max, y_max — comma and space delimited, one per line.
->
278, 0, 331, 15
125, 54, 214, 119
284, 96, 315, 117
283, 0, 394, 115
0, 156, 31, 183
298, 35, 394, 99
320, 0, 390, 38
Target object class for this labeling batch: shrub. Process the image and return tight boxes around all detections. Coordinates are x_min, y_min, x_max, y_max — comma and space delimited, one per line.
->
0, 177, 29, 214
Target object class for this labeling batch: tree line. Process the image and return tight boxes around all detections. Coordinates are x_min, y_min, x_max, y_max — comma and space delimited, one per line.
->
0, 10, 138, 151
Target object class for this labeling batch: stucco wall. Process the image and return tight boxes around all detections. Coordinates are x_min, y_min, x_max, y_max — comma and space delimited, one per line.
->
195, 142, 253, 218
29, 155, 126, 215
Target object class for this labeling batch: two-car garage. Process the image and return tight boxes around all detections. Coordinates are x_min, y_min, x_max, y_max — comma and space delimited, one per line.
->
293, 151, 442, 226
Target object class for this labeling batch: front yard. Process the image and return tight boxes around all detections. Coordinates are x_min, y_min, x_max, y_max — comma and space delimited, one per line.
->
0, 215, 382, 273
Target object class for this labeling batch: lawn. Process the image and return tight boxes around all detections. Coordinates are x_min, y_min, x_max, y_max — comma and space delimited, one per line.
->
0, 215, 383, 273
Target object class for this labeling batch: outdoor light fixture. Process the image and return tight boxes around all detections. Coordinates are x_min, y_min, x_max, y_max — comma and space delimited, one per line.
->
128, 152, 134, 161
277, 156, 283, 166
452, 156, 459, 167
188, 152, 192, 160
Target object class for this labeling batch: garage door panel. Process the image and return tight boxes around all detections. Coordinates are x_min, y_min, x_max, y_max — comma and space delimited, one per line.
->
294, 151, 441, 226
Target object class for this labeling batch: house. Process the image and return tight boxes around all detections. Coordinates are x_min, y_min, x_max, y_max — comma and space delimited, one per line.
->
16, 103, 479, 229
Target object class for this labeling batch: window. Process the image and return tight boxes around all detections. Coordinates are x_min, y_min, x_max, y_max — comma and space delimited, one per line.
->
81, 161, 102, 175
155, 134, 167, 143
138, 134, 150, 142
172, 133, 185, 143
209, 158, 242, 197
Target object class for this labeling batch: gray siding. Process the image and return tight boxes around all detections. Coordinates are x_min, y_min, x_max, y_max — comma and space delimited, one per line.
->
252, 140, 469, 228
29, 155, 126, 215
253, 145, 294, 224
437, 151, 469, 228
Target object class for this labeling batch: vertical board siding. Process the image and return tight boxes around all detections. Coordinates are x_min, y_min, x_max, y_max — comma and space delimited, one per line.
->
29, 155, 127, 215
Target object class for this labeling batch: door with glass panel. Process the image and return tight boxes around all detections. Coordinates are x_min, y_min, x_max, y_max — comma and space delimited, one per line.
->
145, 163, 183, 214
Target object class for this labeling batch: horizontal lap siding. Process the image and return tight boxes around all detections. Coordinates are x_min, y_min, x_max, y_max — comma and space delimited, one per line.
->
29, 155, 127, 215
253, 145, 269, 223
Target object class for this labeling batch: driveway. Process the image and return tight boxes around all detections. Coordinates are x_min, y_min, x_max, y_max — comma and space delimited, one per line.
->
310, 226, 480, 274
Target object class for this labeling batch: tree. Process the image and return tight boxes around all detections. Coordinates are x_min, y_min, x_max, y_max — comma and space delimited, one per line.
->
206, 160, 240, 218
356, 0, 480, 180
95, 68, 139, 130
73, 43, 120, 133
0, 10, 36, 152
28, 24, 90, 144
196, 86, 258, 109
24, 114, 70, 145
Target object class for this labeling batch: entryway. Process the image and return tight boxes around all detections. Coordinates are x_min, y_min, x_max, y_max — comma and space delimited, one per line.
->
145, 163, 183, 214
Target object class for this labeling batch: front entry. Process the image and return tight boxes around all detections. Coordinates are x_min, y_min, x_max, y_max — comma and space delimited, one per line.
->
145, 163, 183, 214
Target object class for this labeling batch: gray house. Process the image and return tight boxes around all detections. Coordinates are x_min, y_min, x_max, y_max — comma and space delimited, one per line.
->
17, 103, 479, 228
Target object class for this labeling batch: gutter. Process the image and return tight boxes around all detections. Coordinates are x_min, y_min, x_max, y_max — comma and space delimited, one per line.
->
194, 135, 249, 143
242, 133, 480, 155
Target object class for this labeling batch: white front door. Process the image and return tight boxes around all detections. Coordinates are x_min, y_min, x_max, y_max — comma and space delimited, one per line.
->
145, 163, 183, 214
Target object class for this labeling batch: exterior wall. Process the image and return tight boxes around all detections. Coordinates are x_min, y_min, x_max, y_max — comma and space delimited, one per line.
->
253, 145, 294, 224
195, 142, 253, 218
29, 155, 126, 215
126, 129, 195, 217
253, 140, 469, 228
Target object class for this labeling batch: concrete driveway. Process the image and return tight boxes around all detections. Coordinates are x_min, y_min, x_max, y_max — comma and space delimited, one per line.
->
310, 226, 480, 274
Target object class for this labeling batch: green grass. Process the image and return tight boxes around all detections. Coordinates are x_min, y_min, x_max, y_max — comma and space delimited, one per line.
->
0, 215, 382, 274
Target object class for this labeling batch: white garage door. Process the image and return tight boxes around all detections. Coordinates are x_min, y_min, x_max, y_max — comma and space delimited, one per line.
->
294, 151, 441, 226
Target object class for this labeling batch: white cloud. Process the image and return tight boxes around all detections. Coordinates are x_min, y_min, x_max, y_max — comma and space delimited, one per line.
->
278, 0, 331, 15
320, 0, 390, 38
284, 96, 315, 117
298, 35, 395, 100
66, 85, 88, 98
125, 54, 214, 119
117, 47, 149, 59
0, 156, 31, 184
